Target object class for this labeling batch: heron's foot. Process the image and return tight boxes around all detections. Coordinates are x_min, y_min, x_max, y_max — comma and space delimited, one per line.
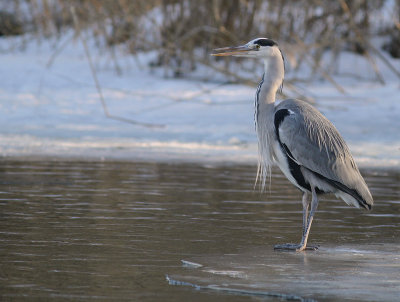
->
274, 243, 318, 252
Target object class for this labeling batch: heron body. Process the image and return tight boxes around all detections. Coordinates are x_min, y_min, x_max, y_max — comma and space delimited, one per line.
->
212, 38, 373, 251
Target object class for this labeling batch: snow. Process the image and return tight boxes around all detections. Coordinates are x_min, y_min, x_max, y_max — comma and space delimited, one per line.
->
0, 34, 399, 168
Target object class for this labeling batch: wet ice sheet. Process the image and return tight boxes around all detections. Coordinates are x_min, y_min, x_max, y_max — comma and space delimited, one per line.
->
170, 243, 400, 301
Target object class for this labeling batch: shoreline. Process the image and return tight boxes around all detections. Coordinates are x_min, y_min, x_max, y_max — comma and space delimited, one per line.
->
1, 144, 397, 172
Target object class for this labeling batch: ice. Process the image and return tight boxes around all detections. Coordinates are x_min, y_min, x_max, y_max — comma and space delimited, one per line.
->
181, 260, 203, 268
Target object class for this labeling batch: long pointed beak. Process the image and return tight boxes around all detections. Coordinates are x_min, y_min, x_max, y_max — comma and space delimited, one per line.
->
211, 45, 252, 56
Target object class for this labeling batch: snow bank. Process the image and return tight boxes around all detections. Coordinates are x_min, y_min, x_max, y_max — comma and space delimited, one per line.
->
0, 34, 399, 168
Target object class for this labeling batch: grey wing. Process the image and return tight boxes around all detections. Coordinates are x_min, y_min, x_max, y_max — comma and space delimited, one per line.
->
275, 99, 373, 207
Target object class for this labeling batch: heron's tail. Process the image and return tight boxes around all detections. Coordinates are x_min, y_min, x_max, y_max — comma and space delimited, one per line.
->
331, 177, 373, 210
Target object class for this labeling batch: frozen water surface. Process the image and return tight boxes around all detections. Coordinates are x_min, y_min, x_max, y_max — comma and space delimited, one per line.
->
0, 160, 399, 301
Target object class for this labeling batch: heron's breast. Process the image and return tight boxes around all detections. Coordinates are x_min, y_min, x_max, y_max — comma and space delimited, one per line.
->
273, 143, 306, 191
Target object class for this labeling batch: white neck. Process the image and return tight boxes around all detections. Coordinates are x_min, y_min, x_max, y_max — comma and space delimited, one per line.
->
260, 52, 285, 105
255, 52, 284, 127
254, 49, 285, 191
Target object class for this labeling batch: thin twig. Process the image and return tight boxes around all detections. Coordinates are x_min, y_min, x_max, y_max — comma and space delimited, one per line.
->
37, 33, 75, 99
338, 0, 400, 81
70, 6, 164, 129
370, 45, 400, 79
291, 35, 346, 94
46, 33, 74, 68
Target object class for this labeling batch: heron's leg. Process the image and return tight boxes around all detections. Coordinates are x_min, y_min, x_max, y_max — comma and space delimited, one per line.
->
297, 186, 319, 251
301, 192, 310, 236
274, 188, 319, 252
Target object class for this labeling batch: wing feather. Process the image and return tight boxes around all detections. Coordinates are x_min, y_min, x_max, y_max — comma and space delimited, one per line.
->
275, 99, 372, 205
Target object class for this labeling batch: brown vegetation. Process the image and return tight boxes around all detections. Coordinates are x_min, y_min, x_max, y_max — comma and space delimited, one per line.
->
1, 0, 399, 82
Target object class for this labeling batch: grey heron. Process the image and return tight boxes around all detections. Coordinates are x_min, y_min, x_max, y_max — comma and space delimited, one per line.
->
212, 38, 373, 251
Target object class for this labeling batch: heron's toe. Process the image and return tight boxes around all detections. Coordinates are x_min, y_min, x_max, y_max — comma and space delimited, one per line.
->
274, 243, 300, 250
305, 245, 319, 251
274, 243, 319, 252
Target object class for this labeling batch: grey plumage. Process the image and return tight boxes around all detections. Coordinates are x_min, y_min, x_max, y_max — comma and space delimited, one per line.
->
275, 99, 373, 209
212, 38, 373, 251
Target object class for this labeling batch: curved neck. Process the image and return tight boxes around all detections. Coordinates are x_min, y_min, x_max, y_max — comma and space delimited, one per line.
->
260, 53, 284, 105
255, 52, 284, 128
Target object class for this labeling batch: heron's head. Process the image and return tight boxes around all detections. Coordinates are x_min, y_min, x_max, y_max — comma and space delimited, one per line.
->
211, 38, 280, 59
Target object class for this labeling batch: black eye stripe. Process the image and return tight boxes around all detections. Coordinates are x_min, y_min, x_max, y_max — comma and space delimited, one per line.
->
254, 38, 278, 47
